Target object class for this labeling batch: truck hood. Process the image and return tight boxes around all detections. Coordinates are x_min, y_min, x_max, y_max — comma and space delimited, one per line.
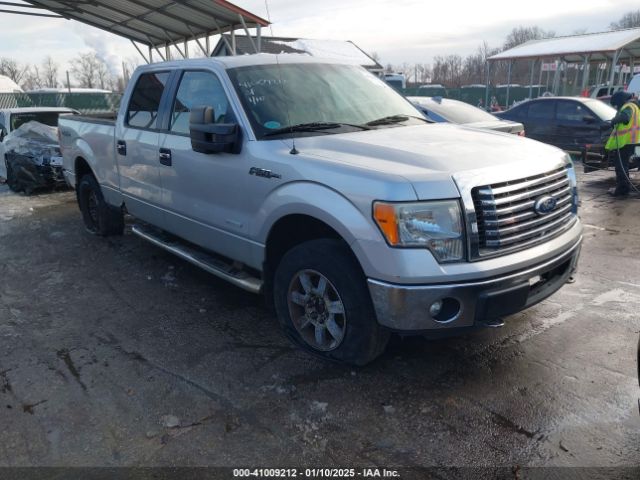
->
295, 123, 567, 199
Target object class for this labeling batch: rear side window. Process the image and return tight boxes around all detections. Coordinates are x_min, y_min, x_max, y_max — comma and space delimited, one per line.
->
170, 71, 231, 135
126, 72, 170, 129
528, 101, 554, 120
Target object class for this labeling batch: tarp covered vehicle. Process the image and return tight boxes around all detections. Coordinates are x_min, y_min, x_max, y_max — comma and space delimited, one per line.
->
3, 121, 66, 195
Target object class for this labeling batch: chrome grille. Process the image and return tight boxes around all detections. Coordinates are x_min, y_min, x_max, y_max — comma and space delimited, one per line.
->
471, 166, 576, 257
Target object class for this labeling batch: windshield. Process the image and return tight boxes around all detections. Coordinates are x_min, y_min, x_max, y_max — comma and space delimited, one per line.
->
584, 99, 616, 121
227, 63, 424, 139
10, 112, 64, 131
422, 99, 498, 124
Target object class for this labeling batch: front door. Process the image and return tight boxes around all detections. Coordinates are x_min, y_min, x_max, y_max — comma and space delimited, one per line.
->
157, 70, 251, 262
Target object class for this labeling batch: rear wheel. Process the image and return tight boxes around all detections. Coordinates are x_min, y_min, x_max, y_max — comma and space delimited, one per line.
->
273, 239, 389, 365
77, 174, 124, 236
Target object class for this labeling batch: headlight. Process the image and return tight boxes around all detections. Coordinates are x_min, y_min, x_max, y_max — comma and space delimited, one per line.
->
373, 200, 465, 262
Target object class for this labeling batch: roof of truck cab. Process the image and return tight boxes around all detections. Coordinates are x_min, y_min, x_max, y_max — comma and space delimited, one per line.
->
142, 53, 362, 70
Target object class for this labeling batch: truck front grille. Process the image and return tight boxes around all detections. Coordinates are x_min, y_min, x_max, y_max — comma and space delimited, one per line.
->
471, 166, 576, 257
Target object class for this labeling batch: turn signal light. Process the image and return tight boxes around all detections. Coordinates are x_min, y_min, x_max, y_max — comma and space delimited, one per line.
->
373, 203, 399, 245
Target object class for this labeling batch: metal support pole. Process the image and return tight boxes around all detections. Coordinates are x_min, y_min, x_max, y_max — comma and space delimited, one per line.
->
184, 40, 189, 59
609, 50, 620, 87
257, 25, 262, 53
239, 14, 257, 53
149, 46, 153, 63
505, 61, 512, 108
537, 60, 544, 97
206, 35, 210, 56
581, 55, 590, 92
484, 61, 490, 110
528, 59, 534, 99
131, 40, 150, 64
231, 28, 236, 55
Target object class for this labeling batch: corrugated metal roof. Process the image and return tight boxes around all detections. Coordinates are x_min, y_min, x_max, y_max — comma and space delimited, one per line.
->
23, 0, 269, 48
489, 28, 640, 62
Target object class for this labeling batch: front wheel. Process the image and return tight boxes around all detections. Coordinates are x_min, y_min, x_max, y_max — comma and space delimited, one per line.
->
77, 174, 124, 236
273, 239, 389, 366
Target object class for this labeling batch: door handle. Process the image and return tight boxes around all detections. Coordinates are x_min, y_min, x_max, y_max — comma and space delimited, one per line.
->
159, 148, 172, 166
116, 140, 127, 156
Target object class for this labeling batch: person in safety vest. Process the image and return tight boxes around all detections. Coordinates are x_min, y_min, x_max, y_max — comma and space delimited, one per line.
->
605, 91, 640, 197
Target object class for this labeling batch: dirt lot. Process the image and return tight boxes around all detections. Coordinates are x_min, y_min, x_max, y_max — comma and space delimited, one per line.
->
0, 170, 639, 472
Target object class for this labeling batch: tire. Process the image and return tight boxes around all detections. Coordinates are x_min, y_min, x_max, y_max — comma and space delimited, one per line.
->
273, 239, 389, 366
6, 162, 20, 192
77, 174, 124, 236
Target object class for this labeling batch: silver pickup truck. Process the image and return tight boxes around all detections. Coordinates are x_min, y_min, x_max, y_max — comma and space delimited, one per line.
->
59, 54, 582, 365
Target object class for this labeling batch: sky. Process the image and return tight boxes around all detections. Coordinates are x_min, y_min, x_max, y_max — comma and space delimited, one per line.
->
0, 0, 638, 82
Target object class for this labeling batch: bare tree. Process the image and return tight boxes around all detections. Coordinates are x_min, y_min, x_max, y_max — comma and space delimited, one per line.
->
42, 56, 59, 88
610, 10, 640, 30
21, 65, 43, 91
71, 52, 113, 90
503, 26, 555, 51
0, 57, 29, 85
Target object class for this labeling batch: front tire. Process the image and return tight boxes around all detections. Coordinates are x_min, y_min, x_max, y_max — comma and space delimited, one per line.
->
77, 174, 124, 236
273, 239, 389, 366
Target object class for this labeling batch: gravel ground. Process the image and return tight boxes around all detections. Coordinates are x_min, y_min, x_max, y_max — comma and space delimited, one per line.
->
0, 169, 638, 473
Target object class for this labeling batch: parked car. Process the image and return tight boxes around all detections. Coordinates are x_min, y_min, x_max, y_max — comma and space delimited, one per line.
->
628, 74, 640, 97
408, 96, 525, 135
585, 84, 625, 103
59, 55, 582, 365
494, 97, 616, 158
0, 107, 78, 187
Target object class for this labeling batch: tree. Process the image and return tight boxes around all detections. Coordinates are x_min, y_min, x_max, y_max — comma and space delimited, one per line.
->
42, 56, 59, 88
21, 65, 43, 91
71, 52, 113, 89
0, 57, 29, 85
610, 10, 640, 30
503, 26, 555, 51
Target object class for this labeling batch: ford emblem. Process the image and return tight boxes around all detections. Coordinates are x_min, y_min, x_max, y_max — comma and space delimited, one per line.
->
534, 195, 557, 215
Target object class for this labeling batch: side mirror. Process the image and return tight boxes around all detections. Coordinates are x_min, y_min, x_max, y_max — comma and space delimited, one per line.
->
582, 115, 596, 124
189, 106, 241, 154
0, 128, 6, 142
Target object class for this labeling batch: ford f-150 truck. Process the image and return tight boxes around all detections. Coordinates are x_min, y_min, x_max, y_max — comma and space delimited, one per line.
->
59, 54, 582, 365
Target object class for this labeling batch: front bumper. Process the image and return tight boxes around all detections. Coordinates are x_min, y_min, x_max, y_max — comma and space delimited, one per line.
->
368, 235, 582, 332
6, 152, 66, 192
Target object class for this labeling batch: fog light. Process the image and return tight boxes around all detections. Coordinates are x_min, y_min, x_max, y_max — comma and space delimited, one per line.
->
429, 300, 443, 317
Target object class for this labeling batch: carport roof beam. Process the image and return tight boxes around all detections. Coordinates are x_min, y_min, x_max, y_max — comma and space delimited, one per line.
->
20, 0, 270, 53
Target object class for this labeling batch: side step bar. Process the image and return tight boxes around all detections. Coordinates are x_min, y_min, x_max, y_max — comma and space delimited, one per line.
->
131, 224, 262, 294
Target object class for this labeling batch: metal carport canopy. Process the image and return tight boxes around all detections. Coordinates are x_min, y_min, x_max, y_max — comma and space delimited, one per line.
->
22, 0, 270, 53
488, 27, 640, 62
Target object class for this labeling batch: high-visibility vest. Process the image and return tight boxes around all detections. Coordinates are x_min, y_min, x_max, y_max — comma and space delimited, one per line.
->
605, 102, 640, 150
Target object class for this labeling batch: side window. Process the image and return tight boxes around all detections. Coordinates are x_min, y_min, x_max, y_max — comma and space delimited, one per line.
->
126, 72, 170, 129
509, 104, 527, 118
557, 101, 593, 122
528, 101, 554, 120
170, 71, 231, 135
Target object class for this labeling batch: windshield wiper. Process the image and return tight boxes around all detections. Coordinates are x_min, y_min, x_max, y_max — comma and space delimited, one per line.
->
263, 122, 370, 137
366, 114, 430, 126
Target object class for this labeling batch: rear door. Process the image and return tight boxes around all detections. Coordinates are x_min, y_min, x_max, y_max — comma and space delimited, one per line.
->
157, 69, 251, 262
523, 100, 556, 145
115, 71, 171, 227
